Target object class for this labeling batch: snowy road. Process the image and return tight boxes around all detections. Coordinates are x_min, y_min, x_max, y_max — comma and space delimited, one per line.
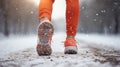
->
0, 33, 120, 67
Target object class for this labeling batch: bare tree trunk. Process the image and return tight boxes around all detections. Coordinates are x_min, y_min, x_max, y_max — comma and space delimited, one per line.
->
114, 11, 119, 34
1, 0, 9, 36
4, 12, 9, 36
114, 1, 120, 34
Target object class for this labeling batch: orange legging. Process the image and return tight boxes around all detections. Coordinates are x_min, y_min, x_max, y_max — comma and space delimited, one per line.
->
38, 0, 80, 36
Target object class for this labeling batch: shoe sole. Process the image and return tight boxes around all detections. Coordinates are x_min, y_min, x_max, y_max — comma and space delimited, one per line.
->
64, 46, 78, 54
37, 22, 54, 56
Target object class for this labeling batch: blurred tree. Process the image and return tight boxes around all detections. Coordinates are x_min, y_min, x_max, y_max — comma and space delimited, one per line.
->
1, 0, 9, 36
79, 0, 120, 34
114, 0, 120, 34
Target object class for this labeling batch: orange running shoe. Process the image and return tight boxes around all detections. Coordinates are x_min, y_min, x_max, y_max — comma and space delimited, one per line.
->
64, 38, 78, 54
37, 19, 54, 56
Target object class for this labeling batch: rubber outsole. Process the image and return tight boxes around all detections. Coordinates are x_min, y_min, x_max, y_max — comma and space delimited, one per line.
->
37, 45, 52, 56
64, 46, 78, 54
37, 22, 54, 56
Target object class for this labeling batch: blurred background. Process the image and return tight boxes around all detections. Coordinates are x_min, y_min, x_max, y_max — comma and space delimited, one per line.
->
0, 0, 120, 37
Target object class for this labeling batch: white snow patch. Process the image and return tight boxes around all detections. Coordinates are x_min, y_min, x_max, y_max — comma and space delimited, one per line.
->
77, 34, 120, 51
0, 35, 37, 58
52, 32, 66, 52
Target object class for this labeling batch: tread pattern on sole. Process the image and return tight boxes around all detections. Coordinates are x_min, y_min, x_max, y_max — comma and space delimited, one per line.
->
64, 46, 78, 54
37, 22, 54, 56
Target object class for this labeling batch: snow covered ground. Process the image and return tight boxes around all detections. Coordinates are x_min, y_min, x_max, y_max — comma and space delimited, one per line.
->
0, 33, 120, 67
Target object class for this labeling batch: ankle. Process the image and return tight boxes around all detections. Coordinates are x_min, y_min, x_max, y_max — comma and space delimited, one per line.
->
40, 17, 50, 23
66, 36, 75, 40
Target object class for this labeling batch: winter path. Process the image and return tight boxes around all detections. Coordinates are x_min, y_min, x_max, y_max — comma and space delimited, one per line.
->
0, 33, 120, 67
